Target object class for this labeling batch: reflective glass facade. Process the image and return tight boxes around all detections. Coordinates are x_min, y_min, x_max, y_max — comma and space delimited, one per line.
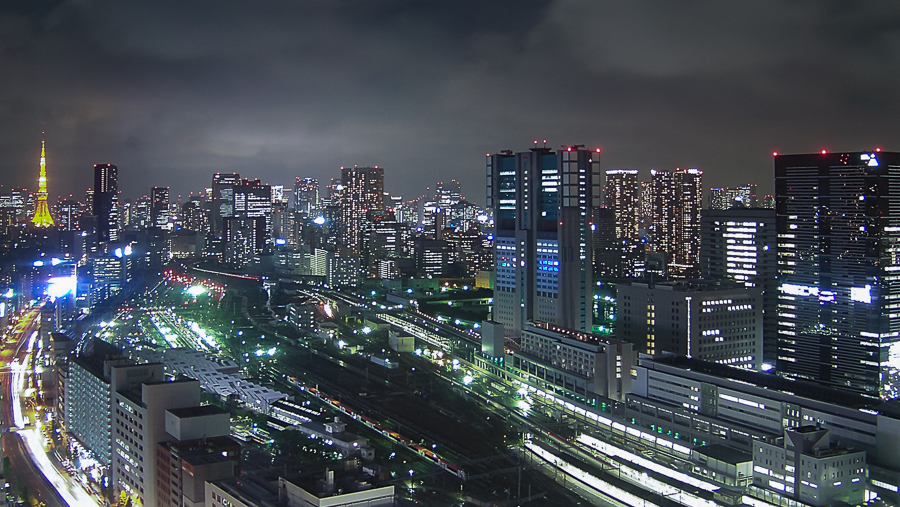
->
775, 151, 900, 399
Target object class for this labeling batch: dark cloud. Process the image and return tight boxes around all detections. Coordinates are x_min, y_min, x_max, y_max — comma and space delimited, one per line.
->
1, 0, 899, 204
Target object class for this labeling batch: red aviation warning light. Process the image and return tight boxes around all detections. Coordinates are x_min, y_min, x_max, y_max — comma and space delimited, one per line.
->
821, 149, 828, 155
772, 151, 778, 157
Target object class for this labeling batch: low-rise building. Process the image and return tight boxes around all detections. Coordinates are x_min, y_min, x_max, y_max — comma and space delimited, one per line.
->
752, 426, 866, 506
617, 281, 763, 369
279, 468, 394, 507
507, 321, 634, 404
269, 417, 368, 458
625, 355, 900, 503
287, 302, 317, 331
156, 405, 241, 507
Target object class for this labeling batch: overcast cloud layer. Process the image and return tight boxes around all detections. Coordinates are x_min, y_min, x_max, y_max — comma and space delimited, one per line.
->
2, 0, 899, 204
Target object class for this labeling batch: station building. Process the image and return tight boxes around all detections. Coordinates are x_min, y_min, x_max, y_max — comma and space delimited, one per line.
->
623, 355, 900, 504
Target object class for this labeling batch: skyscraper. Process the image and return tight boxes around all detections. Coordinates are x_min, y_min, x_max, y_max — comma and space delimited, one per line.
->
150, 186, 170, 229
650, 167, 703, 278
701, 208, 777, 364
293, 177, 319, 216
487, 145, 602, 338
56, 199, 79, 231
211, 172, 241, 236
340, 166, 384, 254
31, 140, 54, 227
604, 169, 640, 241
93, 163, 119, 247
776, 150, 900, 399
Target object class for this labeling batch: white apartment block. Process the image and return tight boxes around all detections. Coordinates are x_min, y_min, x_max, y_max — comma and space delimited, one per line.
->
112, 376, 201, 507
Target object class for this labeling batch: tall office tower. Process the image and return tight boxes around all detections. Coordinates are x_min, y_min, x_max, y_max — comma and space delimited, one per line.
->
150, 186, 170, 228
271, 184, 286, 207
31, 140, 54, 227
293, 177, 319, 216
56, 199, 79, 231
85, 188, 94, 216
775, 150, 900, 400
211, 172, 241, 236
487, 145, 602, 339
436, 179, 463, 223
435, 179, 462, 208
181, 197, 207, 233
154, 406, 240, 507
604, 169, 640, 241
340, 166, 384, 254
649, 167, 703, 278
701, 208, 777, 365
234, 178, 272, 245
93, 163, 119, 248
131, 196, 151, 229
709, 184, 758, 209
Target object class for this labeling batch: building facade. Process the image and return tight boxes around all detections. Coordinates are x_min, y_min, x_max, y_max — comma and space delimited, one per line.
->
112, 374, 201, 507
94, 163, 120, 248
701, 208, 777, 365
340, 166, 384, 254
487, 146, 602, 338
649, 167, 702, 278
775, 150, 900, 399
510, 321, 634, 404
617, 282, 763, 369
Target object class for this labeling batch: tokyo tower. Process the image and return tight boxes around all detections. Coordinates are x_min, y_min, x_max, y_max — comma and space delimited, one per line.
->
31, 139, 54, 227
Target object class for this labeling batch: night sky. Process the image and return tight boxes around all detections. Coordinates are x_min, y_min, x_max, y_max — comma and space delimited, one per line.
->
2, 0, 899, 204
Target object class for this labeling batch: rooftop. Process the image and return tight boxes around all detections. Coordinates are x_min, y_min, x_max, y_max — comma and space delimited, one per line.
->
646, 355, 881, 411
695, 443, 752, 464
168, 404, 227, 419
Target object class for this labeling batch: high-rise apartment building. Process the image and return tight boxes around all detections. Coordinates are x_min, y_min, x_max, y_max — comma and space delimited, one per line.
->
487, 145, 602, 338
340, 166, 384, 254
775, 150, 900, 399
650, 167, 702, 278
604, 169, 641, 241
701, 208, 777, 365
94, 163, 119, 247
294, 177, 319, 216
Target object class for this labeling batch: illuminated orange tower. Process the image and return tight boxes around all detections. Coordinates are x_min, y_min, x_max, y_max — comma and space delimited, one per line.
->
31, 139, 55, 227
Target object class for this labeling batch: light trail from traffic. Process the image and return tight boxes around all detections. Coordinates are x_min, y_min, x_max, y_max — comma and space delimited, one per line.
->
20, 428, 100, 506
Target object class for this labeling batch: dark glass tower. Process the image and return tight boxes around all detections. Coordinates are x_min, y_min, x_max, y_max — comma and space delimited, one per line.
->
93, 163, 119, 247
487, 145, 602, 339
775, 150, 900, 399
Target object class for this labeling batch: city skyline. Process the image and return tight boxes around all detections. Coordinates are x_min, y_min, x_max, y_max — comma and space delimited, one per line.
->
2, 2, 899, 202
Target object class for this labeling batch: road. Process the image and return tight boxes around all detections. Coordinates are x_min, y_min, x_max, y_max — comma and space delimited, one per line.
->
1, 306, 103, 507
1, 308, 67, 506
